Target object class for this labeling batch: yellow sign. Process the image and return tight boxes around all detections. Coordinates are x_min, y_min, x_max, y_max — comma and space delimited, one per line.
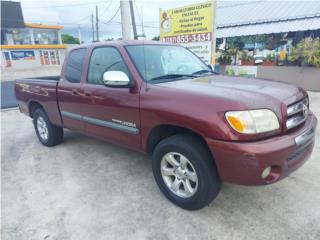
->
160, 2, 213, 41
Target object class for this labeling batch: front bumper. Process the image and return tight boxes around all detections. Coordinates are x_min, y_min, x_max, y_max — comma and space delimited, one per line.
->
206, 113, 317, 185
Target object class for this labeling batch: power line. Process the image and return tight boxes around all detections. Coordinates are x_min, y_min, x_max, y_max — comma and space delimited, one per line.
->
99, 6, 121, 24
60, 15, 92, 25
23, 1, 109, 9
98, 0, 114, 18
133, 0, 142, 24
133, 0, 145, 36
106, 21, 158, 29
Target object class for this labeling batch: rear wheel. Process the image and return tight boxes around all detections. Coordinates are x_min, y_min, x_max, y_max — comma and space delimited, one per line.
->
152, 134, 221, 210
33, 108, 63, 147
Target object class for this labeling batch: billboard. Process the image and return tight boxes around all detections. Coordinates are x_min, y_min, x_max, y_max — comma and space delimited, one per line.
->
160, 2, 214, 64
10, 50, 35, 61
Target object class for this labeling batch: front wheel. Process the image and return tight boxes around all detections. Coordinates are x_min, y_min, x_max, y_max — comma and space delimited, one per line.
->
152, 134, 221, 210
33, 108, 63, 147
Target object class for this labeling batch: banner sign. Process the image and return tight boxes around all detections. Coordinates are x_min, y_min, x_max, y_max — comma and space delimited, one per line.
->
10, 50, 35, 60
160, 2, 213, 63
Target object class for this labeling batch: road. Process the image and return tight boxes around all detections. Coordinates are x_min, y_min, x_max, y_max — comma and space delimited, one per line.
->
1, 81, 17, 109
2, 92, 320, 240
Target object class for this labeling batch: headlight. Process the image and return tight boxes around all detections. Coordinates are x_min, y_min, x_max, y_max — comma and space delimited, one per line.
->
225, 109, 279, 134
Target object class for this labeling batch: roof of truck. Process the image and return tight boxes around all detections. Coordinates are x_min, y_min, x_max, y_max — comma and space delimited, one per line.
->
77, 40, 173, 49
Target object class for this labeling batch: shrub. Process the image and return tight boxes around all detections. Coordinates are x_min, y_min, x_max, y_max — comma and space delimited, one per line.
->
265, 53, 275, 61
225, 68, 235, 76
239, 50, 253, 61
218, 51, 232, 65
288, 38, 320, 68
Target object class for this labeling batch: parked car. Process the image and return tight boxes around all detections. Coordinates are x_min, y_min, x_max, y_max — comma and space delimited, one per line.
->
15, 41, 317, 210
254, 54, 264, 65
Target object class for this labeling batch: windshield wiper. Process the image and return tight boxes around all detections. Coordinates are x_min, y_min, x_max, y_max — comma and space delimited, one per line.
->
150, 74, 195, 81
192, 69, 215, 75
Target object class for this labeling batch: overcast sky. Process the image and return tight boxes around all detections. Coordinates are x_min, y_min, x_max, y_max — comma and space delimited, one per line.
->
20, 0, 210, 42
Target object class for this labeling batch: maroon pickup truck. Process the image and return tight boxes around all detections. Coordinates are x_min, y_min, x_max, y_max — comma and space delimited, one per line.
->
15, 41, 317, 210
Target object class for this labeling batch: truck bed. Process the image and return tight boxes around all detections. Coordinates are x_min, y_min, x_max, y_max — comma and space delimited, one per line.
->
15, 76, 62, 126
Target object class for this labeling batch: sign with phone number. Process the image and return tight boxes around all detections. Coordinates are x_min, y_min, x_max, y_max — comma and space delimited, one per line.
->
159, 1, 214, 64
163, 32, 211, 44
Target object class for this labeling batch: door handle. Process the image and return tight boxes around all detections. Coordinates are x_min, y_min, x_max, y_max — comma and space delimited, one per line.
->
71, 89, 79, 95
84, 91, 92, 97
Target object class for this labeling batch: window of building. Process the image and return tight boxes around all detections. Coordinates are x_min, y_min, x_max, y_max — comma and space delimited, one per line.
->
40, 50, 61, 65
87, 47, 130, 85
33, 29, 59, 45
4, 28, 32, 45
65, 48, 86, 83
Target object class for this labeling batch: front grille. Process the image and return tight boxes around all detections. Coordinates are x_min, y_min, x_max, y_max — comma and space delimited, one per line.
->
286, 97, 309, 130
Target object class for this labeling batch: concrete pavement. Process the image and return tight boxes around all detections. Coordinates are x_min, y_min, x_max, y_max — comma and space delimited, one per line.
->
1, 92, 320, 240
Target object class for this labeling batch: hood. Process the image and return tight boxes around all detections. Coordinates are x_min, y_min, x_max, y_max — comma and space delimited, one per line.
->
156, 75, 304, 108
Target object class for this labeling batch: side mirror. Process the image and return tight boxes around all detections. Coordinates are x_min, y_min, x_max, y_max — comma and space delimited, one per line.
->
103, 71, 131, 88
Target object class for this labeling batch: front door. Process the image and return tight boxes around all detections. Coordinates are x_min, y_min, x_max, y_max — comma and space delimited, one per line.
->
80, 46, 141, 150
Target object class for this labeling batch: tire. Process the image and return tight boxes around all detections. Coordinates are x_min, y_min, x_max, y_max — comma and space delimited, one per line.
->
33, 108, 63, 147
152, 134, 221, 210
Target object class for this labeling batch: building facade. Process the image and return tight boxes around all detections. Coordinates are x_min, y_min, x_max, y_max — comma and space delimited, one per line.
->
1, 1, 67, 70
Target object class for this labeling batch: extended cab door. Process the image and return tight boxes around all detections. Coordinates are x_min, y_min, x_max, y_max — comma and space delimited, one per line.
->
80, 46, 141, 150
58, 48, 87, 131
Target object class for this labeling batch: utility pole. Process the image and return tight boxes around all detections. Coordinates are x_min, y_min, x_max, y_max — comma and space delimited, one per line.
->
96, 5, 99, 41
91, 13, 95, 42
120, 0, 132, 40
211, 0, 217, 65
78, 24, 82, 44
140, 5, 145, 39
129, 0, 137, 40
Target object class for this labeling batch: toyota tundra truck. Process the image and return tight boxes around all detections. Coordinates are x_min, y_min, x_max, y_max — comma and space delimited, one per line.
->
15, 41, 317, 210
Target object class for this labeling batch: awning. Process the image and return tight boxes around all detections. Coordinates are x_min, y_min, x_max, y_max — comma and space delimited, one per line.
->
217, 17, 320, 38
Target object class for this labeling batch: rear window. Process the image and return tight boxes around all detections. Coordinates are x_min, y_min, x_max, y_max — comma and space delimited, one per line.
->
65, 48, 86, 83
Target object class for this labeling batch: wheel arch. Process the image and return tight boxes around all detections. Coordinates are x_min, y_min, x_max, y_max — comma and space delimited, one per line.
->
146, 124, 211, 156
28, 101, 44, 118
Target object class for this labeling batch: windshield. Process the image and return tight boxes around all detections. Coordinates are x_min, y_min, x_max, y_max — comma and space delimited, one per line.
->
126, 45, 210, 81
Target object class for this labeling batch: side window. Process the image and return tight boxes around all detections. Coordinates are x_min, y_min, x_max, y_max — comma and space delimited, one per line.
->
65, 48, 86, 83
87, 47, 130, 85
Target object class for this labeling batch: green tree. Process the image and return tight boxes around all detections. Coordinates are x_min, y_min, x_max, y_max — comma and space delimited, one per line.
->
265, 34, 287, 50
152, 36, 160, 41
226, 37, 245, 64
61, 34, 80, 44
217, 50, 232, 65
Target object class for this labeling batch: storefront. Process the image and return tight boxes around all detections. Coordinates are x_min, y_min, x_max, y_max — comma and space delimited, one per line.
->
1, 23, 67, 69
1, 1, 67, 70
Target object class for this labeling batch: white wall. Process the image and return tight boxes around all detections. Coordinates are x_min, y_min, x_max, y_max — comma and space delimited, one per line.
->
1, 48, 67, 70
